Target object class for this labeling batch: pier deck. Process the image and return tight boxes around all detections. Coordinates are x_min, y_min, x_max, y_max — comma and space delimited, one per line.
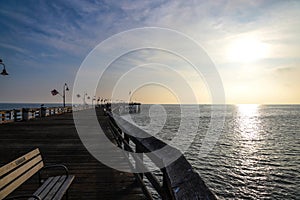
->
0, 111, 146, 200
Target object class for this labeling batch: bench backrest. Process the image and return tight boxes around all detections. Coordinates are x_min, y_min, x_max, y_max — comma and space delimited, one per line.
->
0, 148, 44, 199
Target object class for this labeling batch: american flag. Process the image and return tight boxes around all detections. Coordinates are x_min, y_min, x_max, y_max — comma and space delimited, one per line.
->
51, 89, 59, 96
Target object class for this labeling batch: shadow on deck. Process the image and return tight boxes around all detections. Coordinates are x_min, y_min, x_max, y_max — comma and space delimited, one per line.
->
0, 111, 146, 200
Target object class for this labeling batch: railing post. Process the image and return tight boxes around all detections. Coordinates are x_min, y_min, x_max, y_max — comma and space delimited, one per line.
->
124, 133, 130, 150
6, 111, 9, 122
162, 168, 173, 200
13, 109, 18, 122
0, 111, 4, 123
123, 133, 130, 159
40, 106, 46, 118
30, 109, 34, 119
31, 109, 34, 119
22, 108, 29, 121
36, 109, 39, 118
136, 144, 144, 179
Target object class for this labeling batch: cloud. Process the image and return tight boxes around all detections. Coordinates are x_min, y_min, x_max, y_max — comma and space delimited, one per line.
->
0, 0, 299, 103
0, 43, 28, 54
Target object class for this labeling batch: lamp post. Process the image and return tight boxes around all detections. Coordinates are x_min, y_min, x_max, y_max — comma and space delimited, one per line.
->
0, 59, 9, 76
63, 83, 69, 108
51, 83, 69, 109
83, 92, 87, 105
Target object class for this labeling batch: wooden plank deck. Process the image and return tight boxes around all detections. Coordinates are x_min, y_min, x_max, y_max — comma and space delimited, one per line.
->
0, 110, 146, 200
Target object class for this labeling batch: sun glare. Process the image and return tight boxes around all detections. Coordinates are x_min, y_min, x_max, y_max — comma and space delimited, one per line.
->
238, 104, 259, 116
228, 37, 269, 62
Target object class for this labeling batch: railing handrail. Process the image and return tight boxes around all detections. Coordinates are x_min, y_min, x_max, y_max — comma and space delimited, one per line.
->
0, 106, 73, 124
106, 111, 217, 200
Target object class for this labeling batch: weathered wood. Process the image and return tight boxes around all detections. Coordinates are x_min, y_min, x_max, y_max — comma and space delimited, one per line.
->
38, 176, 61, 199
0, 162, 44, 199
29, 177, 53, 199
0, 111, 146, 200
1, 150, 75, 200
45, 176, 66, 200
109, 112, 217, 200
0, 106, 72, 124
0, 148, 40, 177
52, 175, 74, 200
0, 155, 43, 187
136, 144, 144, 179
28, 175, 74, 200
143, 172, 164, 197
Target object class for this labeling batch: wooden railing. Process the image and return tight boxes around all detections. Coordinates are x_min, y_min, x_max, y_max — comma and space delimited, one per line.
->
0, 106, 72, 124
107, 112, 217, 200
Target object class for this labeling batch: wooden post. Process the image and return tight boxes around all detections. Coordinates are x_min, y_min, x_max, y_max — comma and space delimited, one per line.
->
0, 111, 4, 123
22, 108, 29, 121
6, 111, 9, 122
40, 106, 46, 118
136, 144, 144, 179
13, 109, 17, 122
162, 168, 173, 200
31, 109, 34, 119
124, 133, 130, 150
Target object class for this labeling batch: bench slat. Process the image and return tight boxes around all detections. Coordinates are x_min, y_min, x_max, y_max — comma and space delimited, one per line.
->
30, 175, 75, 200
0, 148, 40, 177
0, 155, 43, 189
0, 162, 44, 199
28, 177, 54, 200
44, 176, 66, 200
51, 175, 74, 200
37, 176, 61, 199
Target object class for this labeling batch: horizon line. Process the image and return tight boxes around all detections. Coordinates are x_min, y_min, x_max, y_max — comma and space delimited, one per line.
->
0, 102, 300, 106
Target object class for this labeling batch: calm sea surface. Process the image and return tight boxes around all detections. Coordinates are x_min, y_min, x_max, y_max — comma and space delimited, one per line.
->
124, 104, 299, 199
0, 103, 71, 110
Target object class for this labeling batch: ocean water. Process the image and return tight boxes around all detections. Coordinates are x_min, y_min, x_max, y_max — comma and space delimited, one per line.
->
124, 104, 300, 199
0, 103, 71, 110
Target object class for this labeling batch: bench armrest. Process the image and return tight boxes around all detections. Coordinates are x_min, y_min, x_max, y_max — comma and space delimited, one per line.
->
41, 164, 69, 176
5, 195, 41, 200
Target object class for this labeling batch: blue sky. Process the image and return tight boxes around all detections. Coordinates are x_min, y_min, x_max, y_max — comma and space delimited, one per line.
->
0, 0, 300, 104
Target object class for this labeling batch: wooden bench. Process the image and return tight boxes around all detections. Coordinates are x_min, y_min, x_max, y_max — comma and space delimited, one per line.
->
0, 148, 75, 200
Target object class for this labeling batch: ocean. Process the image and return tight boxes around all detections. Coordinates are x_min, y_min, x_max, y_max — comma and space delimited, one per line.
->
0, 103, 71, 110
123, 104, 299, 199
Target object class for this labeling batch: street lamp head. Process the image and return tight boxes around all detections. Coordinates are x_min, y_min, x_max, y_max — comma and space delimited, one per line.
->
0, 59, 9, 76
1, 68, 8, 76
64, 83, 69, 91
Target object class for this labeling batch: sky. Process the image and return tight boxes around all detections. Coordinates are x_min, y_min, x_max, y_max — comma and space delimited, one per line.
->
0, 0, 300, 104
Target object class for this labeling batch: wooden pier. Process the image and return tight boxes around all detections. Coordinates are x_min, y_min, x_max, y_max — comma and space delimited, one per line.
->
0, 109, 146, 200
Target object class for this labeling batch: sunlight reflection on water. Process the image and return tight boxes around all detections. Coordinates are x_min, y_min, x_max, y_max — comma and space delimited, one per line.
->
237, 104, 260, 141
125, 104, 299, 199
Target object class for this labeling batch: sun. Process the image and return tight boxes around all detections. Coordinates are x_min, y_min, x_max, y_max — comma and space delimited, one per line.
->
227, 36, 269, 62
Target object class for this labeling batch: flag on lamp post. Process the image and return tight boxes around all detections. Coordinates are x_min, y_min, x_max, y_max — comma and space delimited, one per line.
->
51, 89, 59, 96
